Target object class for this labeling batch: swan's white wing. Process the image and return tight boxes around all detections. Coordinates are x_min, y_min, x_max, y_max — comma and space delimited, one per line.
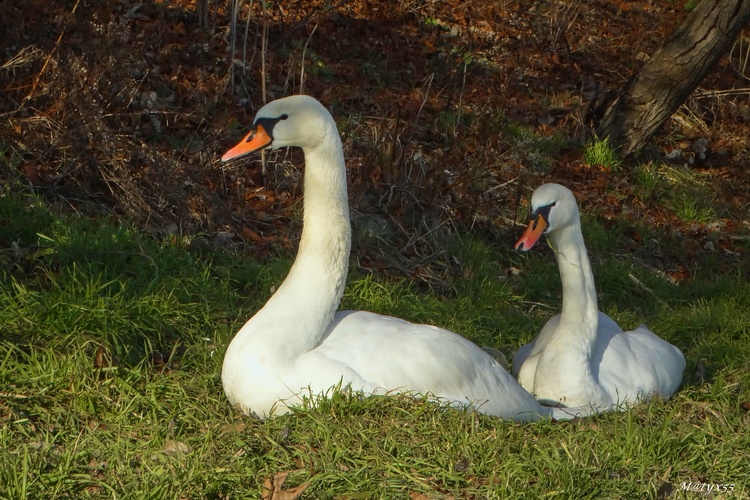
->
596, 321, 686, 403
300, 310, 550, 421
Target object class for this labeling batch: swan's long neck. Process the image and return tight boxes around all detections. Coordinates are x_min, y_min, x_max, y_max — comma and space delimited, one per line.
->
239, 126, 351, 359
549, 223, 599, 347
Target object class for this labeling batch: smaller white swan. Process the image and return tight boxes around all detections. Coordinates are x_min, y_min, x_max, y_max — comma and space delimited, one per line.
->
512, 183, 685, 412
219, 96, 585, 422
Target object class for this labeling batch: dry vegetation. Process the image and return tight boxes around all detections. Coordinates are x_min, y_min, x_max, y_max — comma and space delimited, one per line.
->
2, 0, 748, 283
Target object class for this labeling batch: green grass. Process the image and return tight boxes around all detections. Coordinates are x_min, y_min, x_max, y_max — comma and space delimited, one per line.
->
660, 164, 718, 223
631, 163, 720, 224
1, 192, 749, 498
584, 137, 621, 171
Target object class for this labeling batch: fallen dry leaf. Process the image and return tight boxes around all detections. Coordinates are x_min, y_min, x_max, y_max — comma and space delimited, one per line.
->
262, 470, 309, 500
221, 422, 247, 433
163, 440, 192, 456
93, 345, 117, 370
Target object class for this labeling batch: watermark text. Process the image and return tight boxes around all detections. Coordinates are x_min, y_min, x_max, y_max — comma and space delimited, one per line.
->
680, 482, 735, 494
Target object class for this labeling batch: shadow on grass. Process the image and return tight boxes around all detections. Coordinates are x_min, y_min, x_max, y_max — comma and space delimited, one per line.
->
0, 193, 263, 366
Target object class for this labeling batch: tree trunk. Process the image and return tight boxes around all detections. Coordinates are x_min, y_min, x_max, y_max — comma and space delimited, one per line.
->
593, 0, 750, 157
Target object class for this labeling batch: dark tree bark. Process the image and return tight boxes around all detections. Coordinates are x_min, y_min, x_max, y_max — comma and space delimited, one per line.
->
592, 0, 750, 157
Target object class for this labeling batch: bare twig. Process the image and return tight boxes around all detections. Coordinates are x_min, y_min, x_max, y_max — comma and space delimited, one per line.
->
20, 0, 80, 111
260, 0, 269, 174
485, 176, 519, 195
242, 0, 256, 78
229, 0, 238, 93
299, 23, 318, 94
415, 73, 434, 126
729, 34, 750, 81
628, 273, 668, 304
1, 46, 43, 71
521, 300, 558, 311
693, 87, 750, 98
455, 61, 468, 138
261, 0, 268, 103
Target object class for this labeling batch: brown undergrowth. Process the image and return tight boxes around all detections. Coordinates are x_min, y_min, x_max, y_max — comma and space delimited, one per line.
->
1, 0, 748, 283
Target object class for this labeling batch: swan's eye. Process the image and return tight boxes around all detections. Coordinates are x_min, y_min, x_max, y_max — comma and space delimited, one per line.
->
280, 114, 289, 120
529, 202, 554, 227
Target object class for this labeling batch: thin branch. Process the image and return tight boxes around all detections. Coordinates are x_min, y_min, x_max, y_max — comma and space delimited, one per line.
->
229, 0, 238, 94
261, 0, 268, 103
299, 22, 318, 94
20, 0, 81, 111
242, 0, 255, 77
260, 0, 269, 175
415, 73, 434, 126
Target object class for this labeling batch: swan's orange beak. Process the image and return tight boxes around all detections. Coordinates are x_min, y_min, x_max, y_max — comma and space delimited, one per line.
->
515, 213, 548, 251
221, 124, 272, 162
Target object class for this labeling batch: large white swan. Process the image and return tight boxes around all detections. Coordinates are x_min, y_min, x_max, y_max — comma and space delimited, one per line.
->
220, 96, 583, 422
512, 183, 685, 412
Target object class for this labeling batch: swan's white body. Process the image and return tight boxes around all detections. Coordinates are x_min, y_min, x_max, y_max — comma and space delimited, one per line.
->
220, 96, 583, 422
512, 184, 685, 411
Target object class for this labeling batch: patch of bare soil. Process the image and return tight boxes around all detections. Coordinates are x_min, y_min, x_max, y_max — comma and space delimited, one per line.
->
1, 0, 748, 281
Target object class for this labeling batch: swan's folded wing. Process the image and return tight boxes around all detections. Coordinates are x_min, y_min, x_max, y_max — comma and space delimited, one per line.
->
315, 311, 497, 392
307, 310, 547, 421
599, 324, 686, 401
